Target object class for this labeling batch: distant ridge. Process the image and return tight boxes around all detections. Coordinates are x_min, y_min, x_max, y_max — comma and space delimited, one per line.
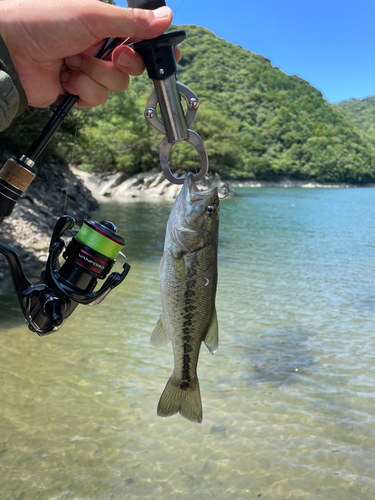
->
337, 96, 375, 146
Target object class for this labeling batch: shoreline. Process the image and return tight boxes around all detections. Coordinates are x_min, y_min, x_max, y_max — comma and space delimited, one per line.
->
230, 179, 375, 189
71, 168, 375, 199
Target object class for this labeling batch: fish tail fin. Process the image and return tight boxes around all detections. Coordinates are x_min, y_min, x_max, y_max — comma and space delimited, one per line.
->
157, 376, 203, 424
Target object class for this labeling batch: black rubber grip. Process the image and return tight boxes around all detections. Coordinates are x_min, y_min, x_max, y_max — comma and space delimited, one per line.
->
127, 0, 166, 9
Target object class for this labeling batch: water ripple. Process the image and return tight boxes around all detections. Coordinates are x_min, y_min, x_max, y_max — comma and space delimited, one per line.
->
1, 188, 375, 499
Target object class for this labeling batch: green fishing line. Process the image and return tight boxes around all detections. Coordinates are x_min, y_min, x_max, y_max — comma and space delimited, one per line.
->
76, 222, 123, 260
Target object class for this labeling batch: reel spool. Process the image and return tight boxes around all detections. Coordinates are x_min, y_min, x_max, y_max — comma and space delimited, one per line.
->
58, 219, 126, 295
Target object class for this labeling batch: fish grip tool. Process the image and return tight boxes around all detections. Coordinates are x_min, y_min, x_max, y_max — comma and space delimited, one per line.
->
127, 0, 209, 185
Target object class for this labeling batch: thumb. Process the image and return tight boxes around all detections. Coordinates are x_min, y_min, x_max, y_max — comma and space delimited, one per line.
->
83, 4, 173, 40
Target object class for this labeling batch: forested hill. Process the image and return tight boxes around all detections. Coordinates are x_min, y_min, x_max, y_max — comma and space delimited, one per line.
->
3, 25, 375, 184
337, 96, 375, 144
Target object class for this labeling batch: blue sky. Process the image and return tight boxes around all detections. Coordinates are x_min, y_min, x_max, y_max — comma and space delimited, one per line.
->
118, 0, 375, 104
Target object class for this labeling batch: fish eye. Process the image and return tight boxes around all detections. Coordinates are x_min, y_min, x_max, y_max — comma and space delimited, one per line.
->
206, 205, 216, 216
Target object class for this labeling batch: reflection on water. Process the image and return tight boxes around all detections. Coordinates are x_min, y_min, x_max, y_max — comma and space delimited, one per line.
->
1, 188, 375, 499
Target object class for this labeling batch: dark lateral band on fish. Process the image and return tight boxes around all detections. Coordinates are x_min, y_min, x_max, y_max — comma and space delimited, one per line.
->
151, 173, 220, 423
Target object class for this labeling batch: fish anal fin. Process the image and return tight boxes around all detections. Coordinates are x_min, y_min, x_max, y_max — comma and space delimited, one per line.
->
204, 309, 219, 355
150, 316, 170, 347
157, 376, 203, 424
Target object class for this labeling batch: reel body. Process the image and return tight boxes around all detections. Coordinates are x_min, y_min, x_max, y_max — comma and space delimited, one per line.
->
0, 216, 130, 336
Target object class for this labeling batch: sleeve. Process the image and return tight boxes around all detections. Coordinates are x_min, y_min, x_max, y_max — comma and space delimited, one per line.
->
0, 35, 28, 132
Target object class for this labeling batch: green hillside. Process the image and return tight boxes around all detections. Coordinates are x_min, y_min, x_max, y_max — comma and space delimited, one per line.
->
3, 25, 375, 184
337, 96, 375, 143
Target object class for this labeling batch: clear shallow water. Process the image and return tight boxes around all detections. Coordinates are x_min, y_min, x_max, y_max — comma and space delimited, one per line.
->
1, 188, 375, 499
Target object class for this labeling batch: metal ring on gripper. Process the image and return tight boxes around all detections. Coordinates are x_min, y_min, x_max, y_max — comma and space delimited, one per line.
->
159, 130, 209, 185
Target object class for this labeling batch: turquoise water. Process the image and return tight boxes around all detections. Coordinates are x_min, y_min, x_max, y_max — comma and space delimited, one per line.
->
1, 187, 375, 499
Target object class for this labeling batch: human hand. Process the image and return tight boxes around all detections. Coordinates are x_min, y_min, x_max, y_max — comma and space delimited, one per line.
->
0, 0, 178, 108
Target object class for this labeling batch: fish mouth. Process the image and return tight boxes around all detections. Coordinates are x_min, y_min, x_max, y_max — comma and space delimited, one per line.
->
190, 176, 200, 193
184, 172, 218, 202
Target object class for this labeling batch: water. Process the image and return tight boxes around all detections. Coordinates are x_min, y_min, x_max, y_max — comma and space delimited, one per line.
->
1, 187, 375, 499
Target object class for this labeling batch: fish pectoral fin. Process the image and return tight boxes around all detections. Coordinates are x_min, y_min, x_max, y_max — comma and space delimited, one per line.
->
150, 316, 170, 347
204, 309, 219, 355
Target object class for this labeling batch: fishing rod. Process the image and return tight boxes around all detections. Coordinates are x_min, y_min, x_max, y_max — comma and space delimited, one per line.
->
0, 36, 130, 336
0, 0, 208, 335
0, 36, 122, 226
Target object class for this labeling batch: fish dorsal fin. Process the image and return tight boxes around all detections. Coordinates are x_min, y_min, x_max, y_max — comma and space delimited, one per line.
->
150, 316, 170, 347
204, 309, 219, 355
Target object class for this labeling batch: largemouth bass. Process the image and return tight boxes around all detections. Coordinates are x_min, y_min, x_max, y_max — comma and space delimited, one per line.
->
151, 173, 219, 423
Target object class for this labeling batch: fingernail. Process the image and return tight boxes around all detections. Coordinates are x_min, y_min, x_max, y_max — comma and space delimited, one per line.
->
117, 50, 133, 69
65, 55, 82, 69
153, 6, 171, 19
60, 71, 70, 83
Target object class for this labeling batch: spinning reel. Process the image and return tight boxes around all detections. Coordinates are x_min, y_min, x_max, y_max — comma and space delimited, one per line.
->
0, 216, 130, 335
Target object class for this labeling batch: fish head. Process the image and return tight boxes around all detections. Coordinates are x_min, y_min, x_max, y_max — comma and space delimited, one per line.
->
168, 173, 219, 255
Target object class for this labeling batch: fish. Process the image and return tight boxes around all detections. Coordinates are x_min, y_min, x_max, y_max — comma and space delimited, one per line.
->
151, 172, 220, 423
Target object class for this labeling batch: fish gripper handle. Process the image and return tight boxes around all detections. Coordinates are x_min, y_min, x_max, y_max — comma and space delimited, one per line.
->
127, 0, 166, 9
